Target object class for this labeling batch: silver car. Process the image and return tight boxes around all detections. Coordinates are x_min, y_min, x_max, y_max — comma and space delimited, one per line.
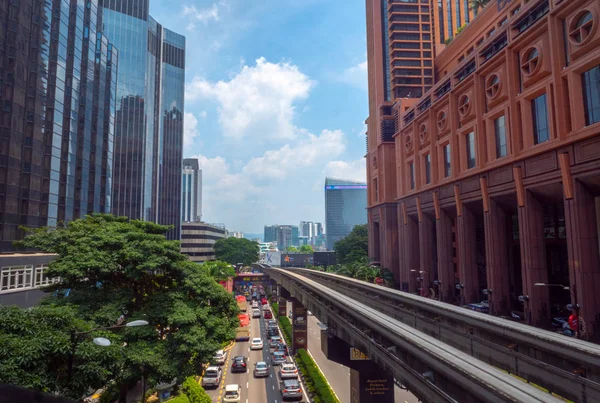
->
254, 361, 269, 378
281, 379, 303, 400
271, 351, 287, 366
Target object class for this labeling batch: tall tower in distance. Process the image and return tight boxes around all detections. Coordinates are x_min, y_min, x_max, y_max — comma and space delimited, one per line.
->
181, 158, 202, 223
324, 178, 367, 250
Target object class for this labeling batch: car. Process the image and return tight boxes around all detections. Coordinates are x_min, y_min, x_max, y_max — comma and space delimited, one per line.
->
222, 384, 241, 403
251, 301, 259, 309
273, 343, 289, 355
280, 363, 299, 379
231, 356, 248, 373
252, 309, 261, 318
271, 351, 287, 366
261, 298, 268, 305
263, 310, 273, 319
253, 361, 269, 378
245, 295, 251, 301
201, 366, 222, 388
281, 379, 303, 400
269, 335, 282, 347
267, 328, 279, 338
250, 338, 264, 350
212, 349, 227, 365
267, 320, 278, 329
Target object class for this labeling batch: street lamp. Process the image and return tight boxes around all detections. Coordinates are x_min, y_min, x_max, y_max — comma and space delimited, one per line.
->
67, 320, 149, 385
534, 282, 579, 310
433, 280, 442, 301
411, 270, 426, 296
456, 284, 465, 306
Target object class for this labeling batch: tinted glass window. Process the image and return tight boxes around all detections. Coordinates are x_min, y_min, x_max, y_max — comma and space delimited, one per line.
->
532, 94, 549, 144
582, 65, 600, 126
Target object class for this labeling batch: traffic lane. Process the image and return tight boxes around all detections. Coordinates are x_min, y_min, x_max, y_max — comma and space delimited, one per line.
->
306, 312, 421, 403
247, 311, 269, 403
306, 313, 350, 403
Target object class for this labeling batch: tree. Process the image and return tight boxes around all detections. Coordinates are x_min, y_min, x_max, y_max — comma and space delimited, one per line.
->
299, 245, 314, 253
16, 214, 239, 401
334, 224, 368, 264
285, 246, 299, 253
214, 237, 260, 266
182, 376, 211, 403
201, 260, 236, 282
470, 0, 489, 12
0, 305, 122, 400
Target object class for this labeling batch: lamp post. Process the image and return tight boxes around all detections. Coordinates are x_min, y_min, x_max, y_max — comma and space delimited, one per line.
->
433, 280, 442, 301
67, 320, 149, 386
534, 282, 578, 309
411, 270, 426, 296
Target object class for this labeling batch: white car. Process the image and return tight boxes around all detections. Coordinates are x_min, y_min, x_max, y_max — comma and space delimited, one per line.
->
201, 366, 222, 388
251, 301, 259, 309
280, 362, 299, 379
212, 349, 226, 365
250, 337, 264, 350
252, 309, 261, 318
222, 384, 241, 402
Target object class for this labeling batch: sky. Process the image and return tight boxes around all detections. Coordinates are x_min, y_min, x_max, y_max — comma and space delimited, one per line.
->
150, 0, 368, 233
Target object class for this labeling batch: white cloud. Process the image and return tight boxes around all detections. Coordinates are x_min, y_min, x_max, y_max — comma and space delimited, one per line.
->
339, 59, 368, 90
199, 111, 208, 119
243, 129, 345, 179
183, 112, 200, 147
323, 158, 366, 183
182, 2, 222, 25
185, 57, 315, 140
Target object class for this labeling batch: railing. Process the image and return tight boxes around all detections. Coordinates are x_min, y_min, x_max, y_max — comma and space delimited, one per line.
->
0, 264, 60, 293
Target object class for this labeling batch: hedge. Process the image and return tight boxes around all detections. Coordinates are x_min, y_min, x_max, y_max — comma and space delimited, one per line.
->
296, 349, 339, 403
181, 376, 211, 403
278, 315, 292, 344
167, 395, 191, 403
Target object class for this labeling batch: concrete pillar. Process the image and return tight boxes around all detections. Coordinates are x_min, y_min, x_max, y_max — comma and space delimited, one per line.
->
291, 298, 307, 354
457, 205, 479, 304
399, 216, 419, 293
381, 205, 399, 284
322, 333, 394, 403
518, 191, 550, 327
564, 181, 600, 341
484, 199, 511, 316
418, 217, 435, 296
278, 300, 287, 318
436, 209, 454, 302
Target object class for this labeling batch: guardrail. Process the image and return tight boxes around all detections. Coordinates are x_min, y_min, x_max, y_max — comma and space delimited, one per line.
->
278, 267, 600, 403
0, 264, 59, 294
268, 267, 565, 403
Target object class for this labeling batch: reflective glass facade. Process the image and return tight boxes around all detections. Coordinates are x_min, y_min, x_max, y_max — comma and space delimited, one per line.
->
324, 178, 368, 250
181, 158, 202, 223
0, 0, 117, 251
100, 0, 185, 240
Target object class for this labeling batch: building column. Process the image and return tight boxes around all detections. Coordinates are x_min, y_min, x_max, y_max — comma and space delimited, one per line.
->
419, 216, 434, 296
484, 199, 511, 316
381, 205, 399, 284
564, 180, 600, 341
518, 191, 550, 327
436, 209, 454, 302
291, 298, 308, 354
399, 216, 419, 293
457, 205, 478, 304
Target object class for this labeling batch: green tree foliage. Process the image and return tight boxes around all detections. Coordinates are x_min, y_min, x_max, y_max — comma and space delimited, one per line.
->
200, 260, 236, 282
456, 24, 467, 36
0, 305, 122, 400
299, 245, 314, 253
285, 246, 299, 253
168, 395, 191, 403
214, 237, 260, 266
16, 214, 239, 401
334, 224, 368, 264
181, 376, 211, 403
470, 0, 489, 12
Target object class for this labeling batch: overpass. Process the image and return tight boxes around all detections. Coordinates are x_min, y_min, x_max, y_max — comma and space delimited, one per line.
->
259, 265, 600, 403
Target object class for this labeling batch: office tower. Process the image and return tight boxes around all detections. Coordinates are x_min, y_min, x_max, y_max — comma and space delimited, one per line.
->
180, 222, 226, 262
100, 0, 185, 240
277, 226, 293, 251
314, 222, 323, 237
0, 0, 118, 251
264, 225, 278, 243
181, 158, 202, 222
300, 221, 313, 239
291, 225, 299, 247
324, 178, 367, 250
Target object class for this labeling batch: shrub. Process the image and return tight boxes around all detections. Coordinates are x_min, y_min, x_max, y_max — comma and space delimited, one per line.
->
278, 315, 293, 344
168, 395, 191, 403
296, 349, 339, 403
182, 376, 211, 403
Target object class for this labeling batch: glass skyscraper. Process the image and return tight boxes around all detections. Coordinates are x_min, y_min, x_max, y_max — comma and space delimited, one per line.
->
324, 178, 367, 250
0, 0, 118, 251
181, 158, 202, 223
100, 0, 185, 240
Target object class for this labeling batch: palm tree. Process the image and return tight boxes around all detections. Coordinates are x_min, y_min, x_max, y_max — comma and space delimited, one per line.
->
470, 0, 489, 13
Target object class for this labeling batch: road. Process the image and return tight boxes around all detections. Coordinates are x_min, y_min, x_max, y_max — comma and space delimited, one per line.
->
286, 301, 420, 403
205, 304, 306, 403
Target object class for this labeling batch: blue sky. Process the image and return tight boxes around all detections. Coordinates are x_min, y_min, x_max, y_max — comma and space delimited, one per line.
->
151, 0, 368, 233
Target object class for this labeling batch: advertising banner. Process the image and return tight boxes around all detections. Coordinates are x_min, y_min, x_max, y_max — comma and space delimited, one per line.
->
292, 299, 307, 354
264, 251, 281, 266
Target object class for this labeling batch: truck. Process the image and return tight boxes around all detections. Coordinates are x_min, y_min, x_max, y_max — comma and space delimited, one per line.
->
235, 313, 250, 341
235, 295, 247, 312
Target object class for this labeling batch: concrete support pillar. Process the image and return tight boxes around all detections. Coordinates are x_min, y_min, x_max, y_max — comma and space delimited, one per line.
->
436, 209, 454, 302
321, 333, 394, 403
418, 217, 435, 296
278, 299, 287, 318
291, 298, 307, 354
518, 191, 550, 327
484, 199, 511, 316
457, 206, 479, 304
399, 216, 419, 293
381, 206, 399, 283
564, 181, 600, 341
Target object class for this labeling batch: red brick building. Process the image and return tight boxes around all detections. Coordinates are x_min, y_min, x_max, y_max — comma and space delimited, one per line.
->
366, 0, 600, 340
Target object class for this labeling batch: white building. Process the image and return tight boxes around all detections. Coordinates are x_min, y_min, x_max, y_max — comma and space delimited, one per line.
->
181, 158, 202, 222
